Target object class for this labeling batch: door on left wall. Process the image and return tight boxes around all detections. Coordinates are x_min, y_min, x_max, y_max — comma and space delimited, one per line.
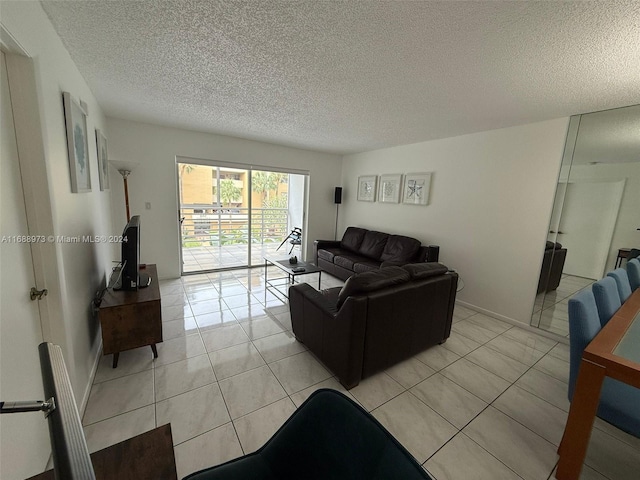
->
0, 51, 51, 479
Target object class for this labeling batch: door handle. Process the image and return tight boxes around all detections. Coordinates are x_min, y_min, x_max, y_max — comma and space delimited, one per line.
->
557, 231, 565, 235
549, 230, 556, 234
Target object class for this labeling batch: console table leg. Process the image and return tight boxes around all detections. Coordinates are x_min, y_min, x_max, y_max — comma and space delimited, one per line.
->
151, 344, 158, 358
112, 352, 120, 368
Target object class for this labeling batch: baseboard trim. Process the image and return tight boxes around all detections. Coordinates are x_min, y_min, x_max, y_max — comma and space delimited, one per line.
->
79, 338, 103, 417
454, 300, 569, 345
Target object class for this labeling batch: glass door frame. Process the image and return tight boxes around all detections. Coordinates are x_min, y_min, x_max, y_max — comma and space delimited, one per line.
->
176, 156, 309, 275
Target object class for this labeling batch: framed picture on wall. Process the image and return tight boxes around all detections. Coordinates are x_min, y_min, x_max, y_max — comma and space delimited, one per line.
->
63, 92, 91, 193
378, 174, 402, 203
95, 129, 110, 191
402, 172, 431, 205
357, 175, 377, 202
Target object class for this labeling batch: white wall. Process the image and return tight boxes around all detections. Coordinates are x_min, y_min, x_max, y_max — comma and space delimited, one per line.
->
106, 118, 342, 278
341, 119, 569, 325
1, 1, 113, 413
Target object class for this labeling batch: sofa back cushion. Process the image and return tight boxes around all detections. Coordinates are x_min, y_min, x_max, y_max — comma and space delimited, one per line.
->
341, 227, 367, 253
337, 266, 410, 308
358, 230, 389, 260
380, 235, 421, 263
402, 262, 448, 279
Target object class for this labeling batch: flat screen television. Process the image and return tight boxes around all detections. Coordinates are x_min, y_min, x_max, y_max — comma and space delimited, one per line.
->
118, 215, 150, 290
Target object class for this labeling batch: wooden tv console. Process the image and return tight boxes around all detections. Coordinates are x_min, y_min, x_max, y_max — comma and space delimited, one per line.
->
98, 264, 162, 367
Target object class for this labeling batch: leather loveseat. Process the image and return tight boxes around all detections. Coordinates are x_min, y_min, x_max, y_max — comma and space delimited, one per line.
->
315, 227, 440, 281
289, 263, 458, 389
537, 241, 567, 294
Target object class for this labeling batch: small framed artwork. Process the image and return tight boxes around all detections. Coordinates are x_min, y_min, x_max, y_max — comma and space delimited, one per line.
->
357, 175, 377, 202
95, 129, 110, 191
63, 92, 91, 193
402, 172, 432, 205
378, 174, 402, 203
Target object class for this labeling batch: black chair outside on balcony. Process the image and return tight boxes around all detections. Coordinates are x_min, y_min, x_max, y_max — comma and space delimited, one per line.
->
276, 227, 302, 255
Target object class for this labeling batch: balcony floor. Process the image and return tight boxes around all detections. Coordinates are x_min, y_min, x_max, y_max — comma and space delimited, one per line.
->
182, 242, 301, 273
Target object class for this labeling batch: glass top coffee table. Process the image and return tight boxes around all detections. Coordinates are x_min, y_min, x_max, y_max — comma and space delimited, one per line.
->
264, 256, 322, 299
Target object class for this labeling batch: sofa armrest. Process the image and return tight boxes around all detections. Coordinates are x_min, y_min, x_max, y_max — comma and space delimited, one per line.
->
289, 283, 339, 316
289, 283, 367, 389
314, 239, 341, 264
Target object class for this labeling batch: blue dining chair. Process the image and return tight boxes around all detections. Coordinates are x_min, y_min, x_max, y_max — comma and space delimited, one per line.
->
568, 290, 640, 437
627, 258, 640, 292
592, 277, 621, 327
606, 268, 632, 303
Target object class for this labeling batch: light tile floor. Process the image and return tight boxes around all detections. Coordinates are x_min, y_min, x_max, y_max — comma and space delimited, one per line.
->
532, 274, 595, 338
80, 268, 640, 479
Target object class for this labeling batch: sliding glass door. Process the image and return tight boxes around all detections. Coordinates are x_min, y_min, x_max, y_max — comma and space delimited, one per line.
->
178, 161, 307, 274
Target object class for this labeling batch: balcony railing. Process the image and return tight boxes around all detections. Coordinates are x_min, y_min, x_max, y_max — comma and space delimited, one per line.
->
180, 205, 289, 248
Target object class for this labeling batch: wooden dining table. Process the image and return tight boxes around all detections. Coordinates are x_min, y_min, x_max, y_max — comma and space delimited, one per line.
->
556, 288, 640, 479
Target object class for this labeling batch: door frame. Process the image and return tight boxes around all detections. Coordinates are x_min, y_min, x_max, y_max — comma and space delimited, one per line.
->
176, 155, 310, 274
1, 26, 54, 342
1, 29, 56, 478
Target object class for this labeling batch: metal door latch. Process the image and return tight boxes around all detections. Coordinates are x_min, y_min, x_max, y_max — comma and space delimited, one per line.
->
0, 398, 56, 417
30, 287, 48, 301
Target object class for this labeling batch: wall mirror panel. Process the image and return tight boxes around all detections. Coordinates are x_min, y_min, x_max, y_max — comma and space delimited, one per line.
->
531, 104, 640, 337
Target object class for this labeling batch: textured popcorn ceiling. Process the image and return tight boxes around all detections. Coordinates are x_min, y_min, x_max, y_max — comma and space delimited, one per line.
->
40, 0, 640, 154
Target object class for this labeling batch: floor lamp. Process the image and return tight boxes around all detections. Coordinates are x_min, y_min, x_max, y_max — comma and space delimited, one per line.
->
109, 161, 138, 222
118, 169, 131, 222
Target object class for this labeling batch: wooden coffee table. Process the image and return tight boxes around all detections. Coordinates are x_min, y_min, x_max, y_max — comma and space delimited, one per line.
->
264, 256, 322, 298
28, 424, 177, 480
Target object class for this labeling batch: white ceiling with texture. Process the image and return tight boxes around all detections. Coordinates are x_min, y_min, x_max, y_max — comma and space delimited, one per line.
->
40, 0, 640, 154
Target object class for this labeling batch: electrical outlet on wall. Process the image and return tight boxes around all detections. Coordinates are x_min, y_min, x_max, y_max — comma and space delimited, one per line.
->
145, 202, 151, 210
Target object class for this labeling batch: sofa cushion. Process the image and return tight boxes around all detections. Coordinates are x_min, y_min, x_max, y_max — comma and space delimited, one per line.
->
317, 248, 342, 262
340, 227, 367, 253
334, 254, 363, 271
380, 235, 421, 263
402, 262, 448, 279
353, 260, 380, 274
337, 266, 410, 308
358, 231, 389, 260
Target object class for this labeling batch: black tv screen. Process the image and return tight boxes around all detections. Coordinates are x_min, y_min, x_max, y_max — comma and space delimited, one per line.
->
119, 215, 149, 290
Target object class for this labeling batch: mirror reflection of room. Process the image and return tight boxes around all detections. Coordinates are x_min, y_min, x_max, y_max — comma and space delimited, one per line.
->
531, 104, 640, 336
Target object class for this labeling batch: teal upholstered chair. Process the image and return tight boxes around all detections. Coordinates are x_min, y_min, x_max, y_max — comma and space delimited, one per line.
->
568, 290, 640, 438
592, 277, 621, 327
606, 268, 632, 303
183, 389, 432, 480
627, 258, 640, 292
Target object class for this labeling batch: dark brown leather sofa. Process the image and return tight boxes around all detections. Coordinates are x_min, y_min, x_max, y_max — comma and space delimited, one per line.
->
315, 227, 440, 281
289, 263, 458, 389
537, 241, 567, 294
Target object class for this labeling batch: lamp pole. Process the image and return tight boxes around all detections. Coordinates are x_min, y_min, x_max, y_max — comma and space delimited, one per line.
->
118, 169, 131, 222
